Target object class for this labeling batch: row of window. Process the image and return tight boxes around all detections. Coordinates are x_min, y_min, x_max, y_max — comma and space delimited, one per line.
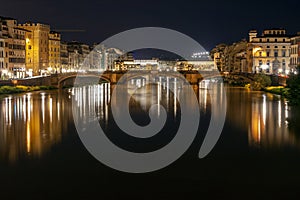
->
290, 57, 300, 65
258, 50, 288, 57
258, 38, 287, 42
0, 61, 4, 68
9, 58, 25, 63
259, 59, 286, 66
0, 41, 8, 47
290, 46, 300, 54
50, 54, 60, 58
9, 44, 25, 50
50, 47, 60, 52
265, 45, 287, 49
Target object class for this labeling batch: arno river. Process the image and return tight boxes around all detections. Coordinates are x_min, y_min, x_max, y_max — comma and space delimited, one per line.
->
1, 79, 300, 199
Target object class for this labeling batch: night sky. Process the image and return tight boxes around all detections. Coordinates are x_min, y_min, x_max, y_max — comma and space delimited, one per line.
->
0, 0, 299, 51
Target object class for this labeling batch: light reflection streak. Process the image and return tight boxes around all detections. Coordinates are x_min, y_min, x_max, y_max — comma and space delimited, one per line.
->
27, 94, 31, 121
278, 100, 281, 127
57, 102, 60, 121
49, 97, 53, 123
23, 95, 26, 121
285, 102, 289, 125
41, 93, 45, 123
262, 94, 266, 125
5, 98, 8, 123
8, 97, 12, 125
26, 120, 31, 153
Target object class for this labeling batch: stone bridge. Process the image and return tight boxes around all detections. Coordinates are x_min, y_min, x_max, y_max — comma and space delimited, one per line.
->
51, 70, 223, 88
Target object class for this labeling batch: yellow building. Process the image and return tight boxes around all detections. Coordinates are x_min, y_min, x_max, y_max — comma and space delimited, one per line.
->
18, 22, 50, 76
48, 31, 61, 73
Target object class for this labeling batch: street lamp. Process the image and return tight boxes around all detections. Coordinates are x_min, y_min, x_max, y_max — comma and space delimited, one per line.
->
11, 79, 18, 87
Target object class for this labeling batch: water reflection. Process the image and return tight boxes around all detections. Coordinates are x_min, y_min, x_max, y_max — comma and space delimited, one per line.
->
249, 95, 294, 147
0, 91, 71, 163
1, 82, 300, 163
226, 88, 298, 148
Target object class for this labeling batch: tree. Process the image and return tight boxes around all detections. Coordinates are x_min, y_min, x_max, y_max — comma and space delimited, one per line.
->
252, 74, 272, 91
286, 65, 300, 105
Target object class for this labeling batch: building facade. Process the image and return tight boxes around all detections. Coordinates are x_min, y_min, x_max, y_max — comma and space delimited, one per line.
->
60, 42, 69, 72
290, 33, 300, 74
48, 31, 61, 73
0, 16, 26, 79
248, 29, 291, 75
18, 22, 50, 76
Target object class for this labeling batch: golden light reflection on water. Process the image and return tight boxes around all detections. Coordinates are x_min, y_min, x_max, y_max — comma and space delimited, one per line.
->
0, 91, 70, 163
226, 88, 298, 148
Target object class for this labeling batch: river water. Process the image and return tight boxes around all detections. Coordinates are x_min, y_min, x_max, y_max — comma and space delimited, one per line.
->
0, 81, 300, 199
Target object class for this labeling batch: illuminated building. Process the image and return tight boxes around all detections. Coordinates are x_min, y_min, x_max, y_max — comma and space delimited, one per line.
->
48, 31, 61, 73
18, 22, 50, 76
191, 51, 211, 60
0, 38, 7, 79
0, 16, 26, 79
248, 29, 291, 75
290, 33, 300, 74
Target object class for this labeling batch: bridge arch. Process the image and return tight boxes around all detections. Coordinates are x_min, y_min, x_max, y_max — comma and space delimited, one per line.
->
57, 74, 111, 88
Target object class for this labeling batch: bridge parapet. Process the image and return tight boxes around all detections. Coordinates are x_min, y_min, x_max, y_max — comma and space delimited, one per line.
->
47, 70, 223, 88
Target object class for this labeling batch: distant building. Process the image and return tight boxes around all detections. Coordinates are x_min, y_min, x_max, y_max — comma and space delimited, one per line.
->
176, 60, 215, 71
247, 29, 291, 75
211, 41, 248, 73
105, 48, 123, 70
87, 44, 104, 70
48, 31, 61, 73
67, 41, 90, 70
0, 37, 5, 79
290, 32, 300, 74
18, 22, 51, 76
116, 59, 159, 71
60, 42, 69, 72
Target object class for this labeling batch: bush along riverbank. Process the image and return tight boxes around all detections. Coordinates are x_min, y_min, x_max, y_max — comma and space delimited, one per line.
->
228, 73, 297, 105
264, 86, 289, 96
256, 67, 300, 106
0, 85, 57, 95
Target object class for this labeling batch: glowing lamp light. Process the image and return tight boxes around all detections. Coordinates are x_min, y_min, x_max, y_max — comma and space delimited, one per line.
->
260, 64, 269, 70
278, 68, 283, 73
11, 79, 18, 86
252, 47, 262, 55
26, 38, 30, 43
2, 69, 8, 75
285, 70, 290, 74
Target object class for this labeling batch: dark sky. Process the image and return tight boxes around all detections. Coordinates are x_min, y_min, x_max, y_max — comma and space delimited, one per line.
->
0, 0, 299, 50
